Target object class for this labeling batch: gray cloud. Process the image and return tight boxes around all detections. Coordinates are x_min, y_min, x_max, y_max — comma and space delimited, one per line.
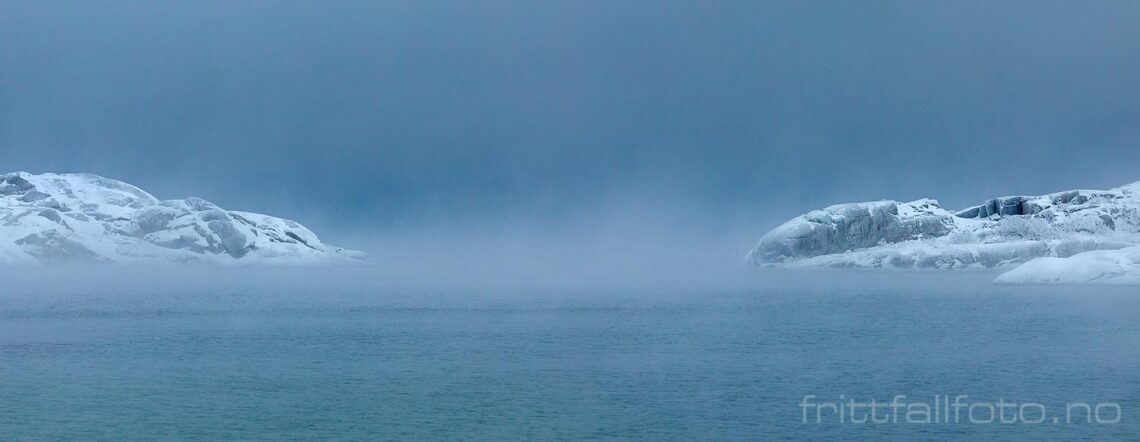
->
2, 0, 1138, 247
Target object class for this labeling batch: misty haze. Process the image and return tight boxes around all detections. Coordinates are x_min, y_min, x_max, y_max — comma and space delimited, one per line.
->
2, 1, 1139, 440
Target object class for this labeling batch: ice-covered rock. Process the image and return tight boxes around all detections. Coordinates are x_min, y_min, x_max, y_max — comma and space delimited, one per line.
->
748, 199, 954, 263
0, 172, 365, 265
748, 181, 1140, 270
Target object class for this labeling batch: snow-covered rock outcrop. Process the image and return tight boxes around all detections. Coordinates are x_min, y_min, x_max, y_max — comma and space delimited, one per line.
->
747, 181, 1140, 271
0, 172, 364, 265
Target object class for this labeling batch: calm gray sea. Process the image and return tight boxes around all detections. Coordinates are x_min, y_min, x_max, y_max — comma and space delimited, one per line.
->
2, 275, 1138, 440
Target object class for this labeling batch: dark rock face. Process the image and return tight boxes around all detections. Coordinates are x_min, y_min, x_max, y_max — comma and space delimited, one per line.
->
15, 231, 103, 263
0, 174, 35, 196
18, 190, 51, 203
956, 196, 1031, 218
956, 191, 1098, 219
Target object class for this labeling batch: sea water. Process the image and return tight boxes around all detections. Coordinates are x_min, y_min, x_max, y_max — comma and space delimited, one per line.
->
2, 275, 1138, 440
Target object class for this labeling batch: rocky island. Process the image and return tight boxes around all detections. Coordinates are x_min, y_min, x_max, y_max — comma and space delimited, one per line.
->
0, 172, 364, 264
748, 181, 1140, 284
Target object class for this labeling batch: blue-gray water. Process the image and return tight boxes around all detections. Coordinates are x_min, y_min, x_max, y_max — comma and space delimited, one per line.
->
2, 274, 1138, 440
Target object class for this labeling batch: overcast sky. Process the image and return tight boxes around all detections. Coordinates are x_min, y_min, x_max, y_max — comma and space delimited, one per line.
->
2, 1, 1139, 241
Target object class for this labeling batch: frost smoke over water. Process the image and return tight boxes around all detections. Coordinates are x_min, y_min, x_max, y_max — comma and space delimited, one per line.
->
2, 2, 1139, 291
